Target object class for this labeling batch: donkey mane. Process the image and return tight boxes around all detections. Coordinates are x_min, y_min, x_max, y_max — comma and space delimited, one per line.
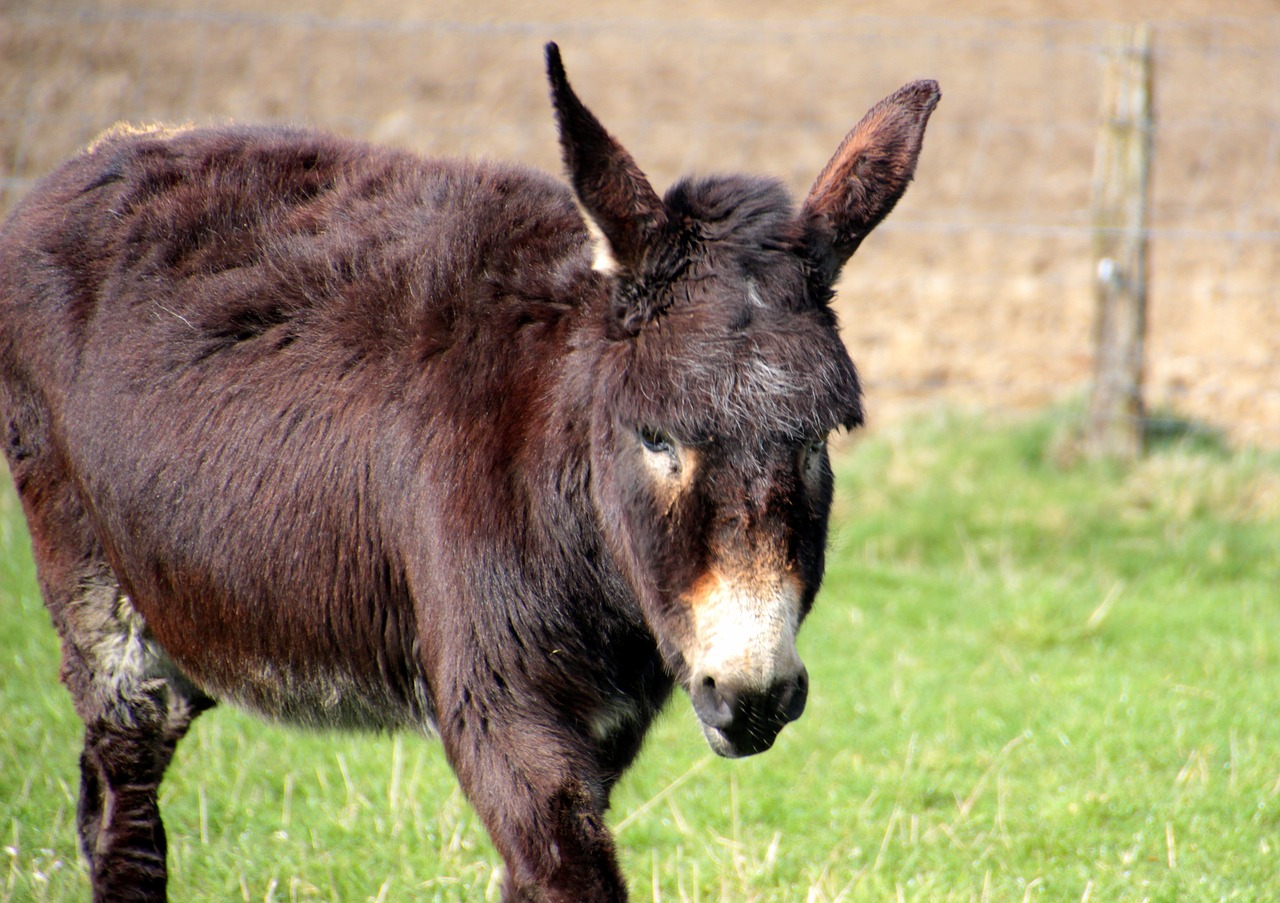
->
665, 175, 801, 251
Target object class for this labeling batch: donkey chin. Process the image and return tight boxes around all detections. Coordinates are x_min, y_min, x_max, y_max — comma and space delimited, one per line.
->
683, 574, 810, 759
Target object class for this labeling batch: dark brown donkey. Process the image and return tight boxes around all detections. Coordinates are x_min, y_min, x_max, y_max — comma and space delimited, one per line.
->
0, 44, 937, 901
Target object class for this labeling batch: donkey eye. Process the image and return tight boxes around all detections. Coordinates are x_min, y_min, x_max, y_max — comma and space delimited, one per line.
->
639, 427, 675, 455
801, 435, 828, 464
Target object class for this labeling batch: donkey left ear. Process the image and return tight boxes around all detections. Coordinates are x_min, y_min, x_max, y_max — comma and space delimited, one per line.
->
546, 43, 667, 276
802, 79, 940, 283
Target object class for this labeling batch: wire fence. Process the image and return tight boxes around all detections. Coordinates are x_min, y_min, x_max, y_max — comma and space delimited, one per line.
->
2, 8, 1278, 447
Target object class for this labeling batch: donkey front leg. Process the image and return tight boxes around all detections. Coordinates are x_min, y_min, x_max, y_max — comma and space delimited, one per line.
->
441, 709, 629, 902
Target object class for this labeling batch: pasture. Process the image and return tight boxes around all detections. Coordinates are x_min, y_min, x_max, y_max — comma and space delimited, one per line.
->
3, 410, 1277, 901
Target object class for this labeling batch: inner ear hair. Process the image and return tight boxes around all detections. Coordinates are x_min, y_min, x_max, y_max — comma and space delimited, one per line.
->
545, 42, 667, 275
802, 79, 941, 281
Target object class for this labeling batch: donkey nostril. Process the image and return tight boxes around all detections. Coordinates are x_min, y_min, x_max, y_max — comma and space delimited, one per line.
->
781, 669, 809, 723
691, 673, 734, 730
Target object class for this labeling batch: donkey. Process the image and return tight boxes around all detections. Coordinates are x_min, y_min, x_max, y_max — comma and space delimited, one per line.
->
0, 43, 937, 901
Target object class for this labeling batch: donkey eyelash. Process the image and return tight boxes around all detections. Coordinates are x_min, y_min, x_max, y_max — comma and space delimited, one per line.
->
638, 427, 676, 454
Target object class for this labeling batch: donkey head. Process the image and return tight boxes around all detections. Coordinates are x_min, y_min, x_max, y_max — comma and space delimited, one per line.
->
547, 44, 938, 757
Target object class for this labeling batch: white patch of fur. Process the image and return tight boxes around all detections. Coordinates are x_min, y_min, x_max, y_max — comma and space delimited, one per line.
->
575, 201, 621, 275
640, 437, 699, 520
587, 698, 641, 744
225, 657, 437, 735
69, 579, 184, 721
641, 444, 680, 480
88, 120, 195, 153
688, 571, 803, 692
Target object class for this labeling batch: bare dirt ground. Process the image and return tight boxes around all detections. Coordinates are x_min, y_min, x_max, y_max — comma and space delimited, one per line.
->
3, 0, 1278, 446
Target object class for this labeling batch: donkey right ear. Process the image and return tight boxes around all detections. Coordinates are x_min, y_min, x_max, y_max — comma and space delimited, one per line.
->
546, 43, 667, 275
802, 79, 940, 283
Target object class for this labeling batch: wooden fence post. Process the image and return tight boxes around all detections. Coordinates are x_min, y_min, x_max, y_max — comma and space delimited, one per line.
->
1086, 23, 1154, 459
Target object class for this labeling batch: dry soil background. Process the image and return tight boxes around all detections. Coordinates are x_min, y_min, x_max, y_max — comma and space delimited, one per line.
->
2, 0, 1278, 446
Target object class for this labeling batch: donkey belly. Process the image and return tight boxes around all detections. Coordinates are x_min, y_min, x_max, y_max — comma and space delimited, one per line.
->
184, 643, 438, 735
124, 575, 438, 735
59, 387, 440, 736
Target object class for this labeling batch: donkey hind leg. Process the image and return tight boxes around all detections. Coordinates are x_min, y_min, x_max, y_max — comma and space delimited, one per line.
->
59, 574, 214, 902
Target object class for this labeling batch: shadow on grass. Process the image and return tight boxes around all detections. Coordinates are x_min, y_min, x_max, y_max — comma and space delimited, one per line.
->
1043, 402, 1234, 469
1143, 410, 1229, 457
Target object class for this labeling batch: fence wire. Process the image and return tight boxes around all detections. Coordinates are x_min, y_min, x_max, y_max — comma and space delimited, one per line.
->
2, 8, 1277, 446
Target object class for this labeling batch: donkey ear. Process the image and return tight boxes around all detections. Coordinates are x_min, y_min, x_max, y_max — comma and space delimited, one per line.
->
545, 43, 667, 275
802, 79, 940, 282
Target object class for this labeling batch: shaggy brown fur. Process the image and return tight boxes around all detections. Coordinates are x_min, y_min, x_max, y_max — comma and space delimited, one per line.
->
0, 44, 937, 901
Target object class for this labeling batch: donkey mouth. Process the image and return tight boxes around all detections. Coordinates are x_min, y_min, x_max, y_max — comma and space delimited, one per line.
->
699, 721, 784, 758
689, 668, 808, 758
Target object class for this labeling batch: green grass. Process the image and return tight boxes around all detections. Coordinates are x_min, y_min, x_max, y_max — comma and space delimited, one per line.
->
2, 409, 1278, 901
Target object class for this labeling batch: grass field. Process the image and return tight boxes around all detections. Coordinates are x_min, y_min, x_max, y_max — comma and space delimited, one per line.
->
2, 410, 1278, 901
